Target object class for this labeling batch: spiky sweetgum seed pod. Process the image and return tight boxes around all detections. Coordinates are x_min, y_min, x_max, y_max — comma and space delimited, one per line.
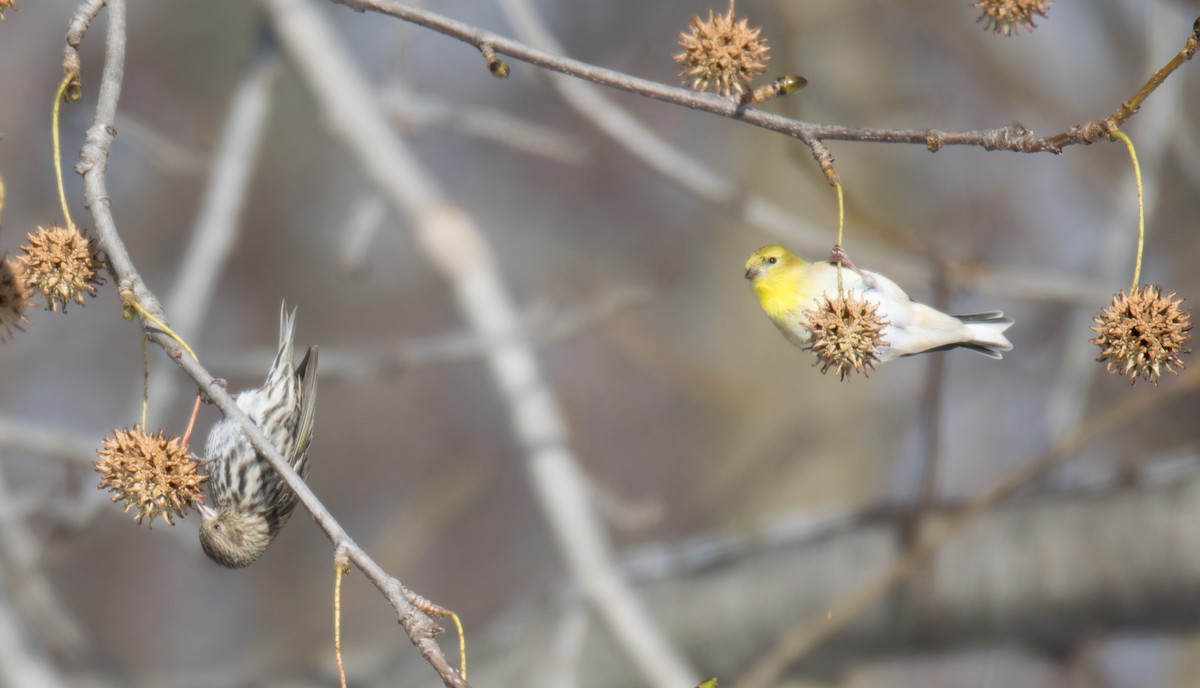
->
804, 293, 890, 381
95, 427, 207, 527
18, 224, 105, 313
0, 256, 33, 341
970, 0, 1053, 36
1091, 285, 1192, 386
674, 5, 770, 97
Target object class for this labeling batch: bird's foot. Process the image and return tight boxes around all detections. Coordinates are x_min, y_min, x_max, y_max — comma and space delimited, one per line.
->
830, 245, 863, 275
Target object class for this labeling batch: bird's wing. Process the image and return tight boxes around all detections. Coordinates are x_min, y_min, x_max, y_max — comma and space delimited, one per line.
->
291, 345, 319, 477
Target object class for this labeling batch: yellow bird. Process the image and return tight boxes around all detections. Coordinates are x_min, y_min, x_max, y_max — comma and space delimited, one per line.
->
744, 244, 1013, 363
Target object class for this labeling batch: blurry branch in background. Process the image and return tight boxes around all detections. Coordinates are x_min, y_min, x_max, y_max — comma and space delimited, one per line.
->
905, 265, 949, 541
381, 86, 588, 165
337, 194, 387, 275
734, 365, 1200, 688
0, 417, 97, 467
208, 285, 650, 382
113, 114, 209, 176
0, 457, 89, 677
0, 584, 66, 688
143, 33, 281, 430
413, 374, 1200, 687
66, 2, 469, 686
259, 0, 699, 685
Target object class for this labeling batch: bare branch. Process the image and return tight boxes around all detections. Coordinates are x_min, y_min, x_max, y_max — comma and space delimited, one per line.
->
69, 2, 468, 686
334, 0, 1199, 155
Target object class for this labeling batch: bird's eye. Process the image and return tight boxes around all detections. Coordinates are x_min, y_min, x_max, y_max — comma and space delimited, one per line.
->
767, 256, 778, 264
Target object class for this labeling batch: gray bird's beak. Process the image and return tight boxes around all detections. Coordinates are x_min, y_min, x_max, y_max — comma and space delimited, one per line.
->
198, 504, 216, 520
745, 264, 762, 280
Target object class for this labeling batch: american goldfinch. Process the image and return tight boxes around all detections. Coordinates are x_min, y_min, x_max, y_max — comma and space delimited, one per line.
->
744, 244, 1013, 362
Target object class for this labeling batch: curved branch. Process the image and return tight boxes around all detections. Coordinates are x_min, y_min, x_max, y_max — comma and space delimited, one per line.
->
68, 2, 468, 686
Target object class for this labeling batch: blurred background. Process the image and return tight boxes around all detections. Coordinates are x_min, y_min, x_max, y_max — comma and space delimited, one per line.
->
2, 0, 1200, 686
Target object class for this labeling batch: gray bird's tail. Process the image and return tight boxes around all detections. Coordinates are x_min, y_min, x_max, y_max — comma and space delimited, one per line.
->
952, 311, 1014, 359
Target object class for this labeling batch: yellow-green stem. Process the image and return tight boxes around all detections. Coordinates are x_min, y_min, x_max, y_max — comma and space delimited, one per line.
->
1110, 129, 1144, 293
834, 177, 845, 295
125, 298, 199, 361
140, 333, 149, 430
52, 74, 75, 230
447, 610, 467, 680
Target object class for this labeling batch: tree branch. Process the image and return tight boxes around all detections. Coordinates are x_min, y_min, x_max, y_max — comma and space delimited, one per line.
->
334, 0, 1199, 155
68, 2, 468, 686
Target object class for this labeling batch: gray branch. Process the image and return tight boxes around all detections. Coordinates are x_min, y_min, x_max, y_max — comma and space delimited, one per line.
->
70, 2, 468, 686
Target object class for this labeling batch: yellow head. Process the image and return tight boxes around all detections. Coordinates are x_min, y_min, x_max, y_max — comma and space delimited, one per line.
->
744, 244, 807, 282
744, 244, 812, 321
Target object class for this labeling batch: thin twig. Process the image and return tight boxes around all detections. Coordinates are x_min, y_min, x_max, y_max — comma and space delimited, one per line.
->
63, 0, 106, 84
69, 2, 469, 686
335, 0, 1199, 155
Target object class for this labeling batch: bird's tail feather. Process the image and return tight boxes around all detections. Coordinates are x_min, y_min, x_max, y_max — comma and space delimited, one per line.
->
955, 310, 1010, 324
953, 311, 1013, 359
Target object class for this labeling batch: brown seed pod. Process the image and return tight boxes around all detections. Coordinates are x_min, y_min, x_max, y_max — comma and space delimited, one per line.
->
804, 292, 890, 381
18, 224, 105, 312
0, 256, 32, 340
95, 427, 207, 527
674, 5, 770, 97
970, 0, 1054, 36
1091, 284, 1192, 385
